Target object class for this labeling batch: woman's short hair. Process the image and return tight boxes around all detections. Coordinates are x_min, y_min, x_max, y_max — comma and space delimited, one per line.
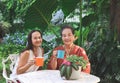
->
60, 25, 74, 36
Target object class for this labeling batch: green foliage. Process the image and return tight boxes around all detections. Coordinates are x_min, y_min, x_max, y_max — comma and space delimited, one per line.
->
25, 0, 58, 30
24, 0, 80, 31
82, 13, 97, 27
0, 0, 35, 32
66, 55, 87, 69
0, 44, 25, 83
87, 27, 120, 83
42, 26, 60, 52
0, 22, 11, 38
0, 44, 25, 58
1, 0, 35, 19
60, 0, 80, 17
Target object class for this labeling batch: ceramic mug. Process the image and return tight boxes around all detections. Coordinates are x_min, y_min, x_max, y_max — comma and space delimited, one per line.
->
35, 57, 44, 66
57, 50, 65, 59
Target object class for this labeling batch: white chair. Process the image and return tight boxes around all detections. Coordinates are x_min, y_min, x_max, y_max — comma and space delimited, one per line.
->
2, 54, 19, 83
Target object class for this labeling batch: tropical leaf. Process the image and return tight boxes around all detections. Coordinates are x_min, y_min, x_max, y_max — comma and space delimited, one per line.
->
24, 0, 80, 31
24, 0, 58, 31
82, 13, 98, 27
60, 0, 80, 17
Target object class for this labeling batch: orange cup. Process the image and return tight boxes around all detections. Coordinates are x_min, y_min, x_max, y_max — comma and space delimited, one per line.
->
35, 57, 44, 66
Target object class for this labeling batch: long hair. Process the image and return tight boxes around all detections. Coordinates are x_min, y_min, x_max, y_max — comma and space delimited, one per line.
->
21, 30, 42, 53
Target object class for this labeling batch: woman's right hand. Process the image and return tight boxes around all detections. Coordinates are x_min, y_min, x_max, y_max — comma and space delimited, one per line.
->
52, 50, 57, 56
49, 50, 57, 69
27, 59, 35, 66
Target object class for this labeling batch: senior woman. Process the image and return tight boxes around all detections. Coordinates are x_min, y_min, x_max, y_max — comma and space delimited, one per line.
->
48, 25, 91, 73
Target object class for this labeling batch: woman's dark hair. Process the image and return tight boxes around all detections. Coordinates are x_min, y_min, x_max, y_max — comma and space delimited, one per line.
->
60, 25, 74, 36
21, 30, 42, 53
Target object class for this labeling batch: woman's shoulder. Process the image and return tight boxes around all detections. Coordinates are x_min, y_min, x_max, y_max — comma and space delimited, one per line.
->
74, 45, 85, 51
54, 45, 64, 50
20, 50, 30, 57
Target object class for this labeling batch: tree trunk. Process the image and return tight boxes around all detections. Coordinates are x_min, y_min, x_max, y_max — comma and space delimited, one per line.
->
110, 0, 120, 41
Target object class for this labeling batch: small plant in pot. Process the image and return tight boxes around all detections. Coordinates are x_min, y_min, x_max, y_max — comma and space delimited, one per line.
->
59, 55, 87, 80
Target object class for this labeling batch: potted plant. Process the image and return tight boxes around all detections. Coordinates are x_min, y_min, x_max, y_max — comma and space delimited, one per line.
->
59, 55, 87, 80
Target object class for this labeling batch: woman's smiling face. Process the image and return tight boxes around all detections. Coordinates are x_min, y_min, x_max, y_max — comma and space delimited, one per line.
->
61, 28, 75, 46
32, 31, 42, 47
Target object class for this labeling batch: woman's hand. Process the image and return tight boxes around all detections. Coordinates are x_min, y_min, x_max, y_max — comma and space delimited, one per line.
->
50, 57, 57, 70
27, 59, 35, 66
49, 50, 57, 70
53, 50, 57, 56
47, 50, 58, 70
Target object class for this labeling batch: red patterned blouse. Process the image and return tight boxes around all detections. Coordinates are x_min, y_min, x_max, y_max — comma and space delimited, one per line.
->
47, 45, 91, 73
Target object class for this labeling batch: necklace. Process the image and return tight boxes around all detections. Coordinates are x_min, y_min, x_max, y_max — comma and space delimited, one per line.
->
63, 44, 74, 56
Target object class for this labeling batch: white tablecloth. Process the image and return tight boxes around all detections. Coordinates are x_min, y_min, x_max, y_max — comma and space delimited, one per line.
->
17, 70, 100, 83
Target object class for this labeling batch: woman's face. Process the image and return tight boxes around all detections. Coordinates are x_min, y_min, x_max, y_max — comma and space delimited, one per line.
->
62, 28, 75, 46
31, 31, 42, 47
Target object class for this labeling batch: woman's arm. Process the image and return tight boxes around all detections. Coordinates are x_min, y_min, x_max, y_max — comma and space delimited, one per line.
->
82, 62, 91, 73
16, 51, 34, 74
77, 47, 91, 73
47, 50, 57, 70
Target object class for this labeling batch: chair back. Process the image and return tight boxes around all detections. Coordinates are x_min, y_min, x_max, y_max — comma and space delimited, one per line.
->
2, 54, 19, 83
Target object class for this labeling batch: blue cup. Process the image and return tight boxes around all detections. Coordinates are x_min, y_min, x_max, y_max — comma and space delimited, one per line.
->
57, 50, 65, 59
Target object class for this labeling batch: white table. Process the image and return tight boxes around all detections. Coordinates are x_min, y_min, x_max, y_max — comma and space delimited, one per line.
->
17, 70, 100, 83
